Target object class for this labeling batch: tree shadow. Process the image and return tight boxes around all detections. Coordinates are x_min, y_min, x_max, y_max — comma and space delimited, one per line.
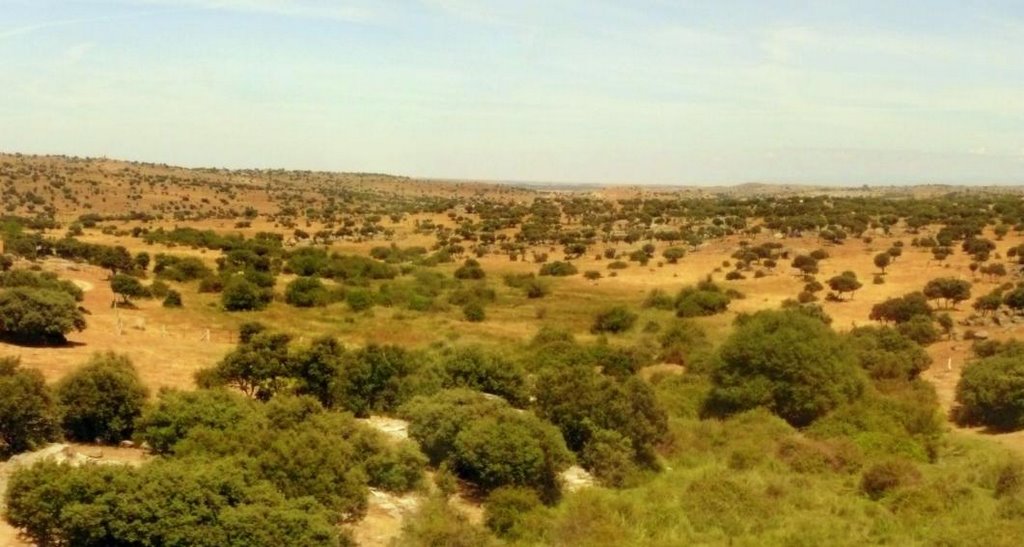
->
0, 334, 86, 348
948, 405, 1022, 435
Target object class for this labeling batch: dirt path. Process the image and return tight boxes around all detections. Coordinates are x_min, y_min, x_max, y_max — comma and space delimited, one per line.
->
922, 339, 1024, 453
71, 279, 94, 292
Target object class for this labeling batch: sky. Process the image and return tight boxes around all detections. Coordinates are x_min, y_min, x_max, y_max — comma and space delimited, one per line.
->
1, 0, 1023, 185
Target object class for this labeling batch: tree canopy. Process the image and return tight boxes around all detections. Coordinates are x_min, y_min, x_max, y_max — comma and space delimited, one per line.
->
705, 309, 866, 426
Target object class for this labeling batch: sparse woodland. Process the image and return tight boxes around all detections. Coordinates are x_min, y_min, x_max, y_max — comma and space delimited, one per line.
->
7, 153, 1024, 545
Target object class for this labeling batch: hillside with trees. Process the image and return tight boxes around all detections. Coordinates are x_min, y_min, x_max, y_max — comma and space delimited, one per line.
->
5, 154, 1024, 545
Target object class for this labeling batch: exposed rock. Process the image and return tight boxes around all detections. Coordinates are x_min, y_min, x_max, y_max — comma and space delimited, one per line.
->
360, 416, 409, 441
560, 465, 596, 493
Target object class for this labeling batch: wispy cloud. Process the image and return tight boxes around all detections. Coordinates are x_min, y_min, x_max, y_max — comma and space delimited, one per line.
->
0, 14, 127, 39
63, 42, 95, 64
124, 0, 382, 22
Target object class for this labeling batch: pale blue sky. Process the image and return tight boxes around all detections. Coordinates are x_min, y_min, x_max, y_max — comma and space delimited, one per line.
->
1, 1, 1022, 185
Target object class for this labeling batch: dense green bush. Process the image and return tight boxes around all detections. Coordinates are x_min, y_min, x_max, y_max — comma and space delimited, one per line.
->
896, 314, 940, 346
580, 428, 639, 486
0, 269, 84, 301
658, 320, 712, 367
463, 301, 486, 322
163, 289, 183, 307
810, 381, 943, 462
400, 389, 510, 465
454, 258, 486, 279
448, 283, 496, 306
135, 388, 261, 454
452, 411, 571, 499
674, 282, 731, 318
539, 261, 578, 276
591, 305, 638, 334
484, 486, 544, 538
504, 273, 550, 298
365, 441, 428, 492
222, 276, 270, 311
441, 348, 528, 406
923, 277, 972, 309
333, 344, 414, 416
704, 309, 866, 426
847, 326, 932, 380
154, 253, 213, 282
345, 287, 374, 311
110, 272, 147, 303
0, 287, 86, 343
0, 357, 60, 458
169, 408, 424, 519
56, 352, 148, 443
536, 367, 668, 470
289, 335, 346, 406
956, 347, 1024, 430
662, 247, 686, 264
198, 331, 292, 400
4, 459, 351, 547
869, 292, 932, 324
398, 497, 495, 547
284, 276, 329, 307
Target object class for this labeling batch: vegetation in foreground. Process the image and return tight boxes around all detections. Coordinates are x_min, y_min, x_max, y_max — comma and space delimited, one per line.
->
5, 155, 1024, 545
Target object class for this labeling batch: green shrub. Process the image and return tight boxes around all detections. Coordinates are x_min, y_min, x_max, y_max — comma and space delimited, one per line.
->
704, 309, 866, 426
536, 369, 667, 470
345, 288, 374, 312
463, 301, 485, 322
441, 348, 528, 406
847, 326, 932, 380
57, 352, 148, 443
398, 497, 495, 547
110, 273, 147, 303
897, 314, 940, 346
365, 441, 428, 492
222, 276, 270, 311
674, 283, 731, 317
4, 459, 350, 547
452, 411, 571, 499
539, 261, 578, 276
484, 486, 544, 538
956, 352, 1024, 430
284, 276, 329, 307
662, 247, 686, 264
400, 389, 510, 465
135, 388, 261, 454
448, 283, 496, 306
591, 305, 638, 334
860, 459, 921, 500
0, 357, 60, 458
0, 287, 86, 343
149, 279, 170, 298
454, 259, 486, 279
0, 269, 84, 301
658, 320, 711, 367
642, 288, 674, 310
333, 344, 414, 417
580, 428, 639, 486
162, 290, 183, 308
